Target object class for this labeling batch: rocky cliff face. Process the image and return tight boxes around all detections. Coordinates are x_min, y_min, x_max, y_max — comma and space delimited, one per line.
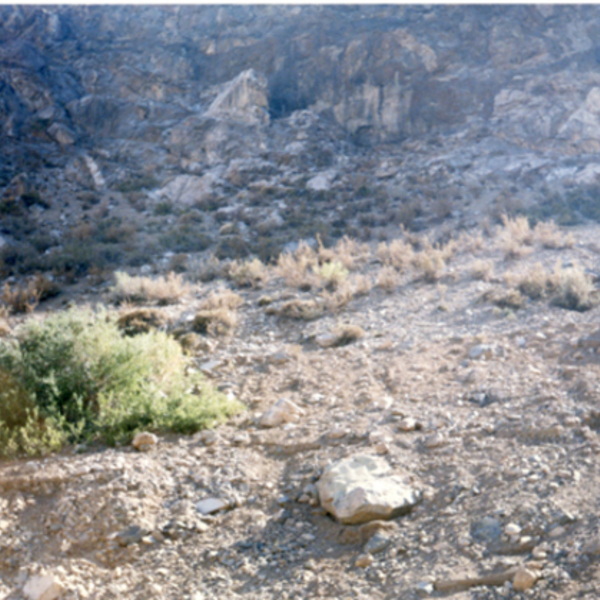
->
3, 5, 600, 275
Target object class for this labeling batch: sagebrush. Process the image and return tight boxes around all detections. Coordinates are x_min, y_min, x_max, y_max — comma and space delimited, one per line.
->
0, 308, 243, 456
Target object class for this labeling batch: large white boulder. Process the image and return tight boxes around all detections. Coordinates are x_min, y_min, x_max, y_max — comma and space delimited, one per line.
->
317, 454, 421, 525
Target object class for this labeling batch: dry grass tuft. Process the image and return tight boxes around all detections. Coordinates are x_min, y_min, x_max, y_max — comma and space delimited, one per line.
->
227, 258, 269, 288
111, 271, 189, 305
482, 288, 526, 310
275, 299, 324, 320
551, 262, 597, 312
533, 221, 575, 250
499, 215, 534, 259
322, 284, 354, 313
191, 289, 244, 337
330, 323, 365, 347
327, 236, 370, 270
377, 238, 414, 272
509, 262, 555, 300
1, 280, 41, 314
470, 259, 494, 282
192, 308, 238, 336
276, 241, 319, 290
187, 255, 224, 283
376, 266, 400, 293
350, 274, 372, 297
116, 307, 167, 336
412, 240, 455, 283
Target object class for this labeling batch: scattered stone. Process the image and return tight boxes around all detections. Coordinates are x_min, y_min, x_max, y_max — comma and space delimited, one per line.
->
196, 498, 229, 515
512, 567, 539, 592
23, 574, 64, 600
259, 398, 305, 428
199, 359, 222, 378
131, 431, 158, 452
397, 417, 420, 432
415, 581, 435, 596
423, 432, 448, 449
194, 430, 220, 446
114, 524, 150, 547
505, 522, 522, 536
469, 344, 494, 359
364, 531, 391, 554
473, 516, 503, 544
354, 553, 374, 568
317, 454, 421, 525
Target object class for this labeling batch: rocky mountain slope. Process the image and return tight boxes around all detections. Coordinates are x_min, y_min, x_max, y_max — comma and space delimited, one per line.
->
3, 6, 600, 600
3, 5, 600, 277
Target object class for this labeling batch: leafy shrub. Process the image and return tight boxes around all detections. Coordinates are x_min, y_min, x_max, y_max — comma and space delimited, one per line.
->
110, 271, 189, 305
0, 308, 242, 456
313, 260, 349, 290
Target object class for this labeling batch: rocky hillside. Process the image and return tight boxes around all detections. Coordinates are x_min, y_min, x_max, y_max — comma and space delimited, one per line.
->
3, 5, 600, 279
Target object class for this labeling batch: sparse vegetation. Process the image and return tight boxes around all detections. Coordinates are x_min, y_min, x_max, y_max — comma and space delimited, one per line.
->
470, 259, 494, 282
273, 298, 324, 320
0, 308, 242, 457
110, 271, 189, 305
499, 215, 534, 259
313, 260, 349, 290
551, 262, 597, 312
533, 220, 575, 249
116, 307, 167, 336
227, 258, 269, 288
377, 238, 414, 272
192, 290, 244, 336
330, 323, 365, 347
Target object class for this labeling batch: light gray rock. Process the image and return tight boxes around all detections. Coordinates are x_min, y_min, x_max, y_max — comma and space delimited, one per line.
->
206, 69, 269, 125
131, 431, 158, 452
196, 497, 229, 515
23, 574, 64, 600
317, 454, 421, 525
259, 398, 304, 428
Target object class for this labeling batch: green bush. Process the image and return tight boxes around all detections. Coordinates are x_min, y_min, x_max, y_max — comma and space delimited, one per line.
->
0, 308, 243, 456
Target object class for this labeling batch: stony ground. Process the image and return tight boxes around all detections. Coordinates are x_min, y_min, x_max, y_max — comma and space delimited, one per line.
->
2, 221, 600, 600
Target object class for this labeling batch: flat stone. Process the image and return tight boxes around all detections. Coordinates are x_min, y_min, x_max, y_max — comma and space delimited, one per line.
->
259, 398, 304, 428
23, 575, 64, 600
317, 454, 421, 525
196, 497, 228, 515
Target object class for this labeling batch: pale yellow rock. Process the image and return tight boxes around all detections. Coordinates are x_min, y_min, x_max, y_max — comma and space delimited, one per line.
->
23, 575, 64, 600
355, 553, 374, 568
132, 431, 158, 451
512, 567, 538, 592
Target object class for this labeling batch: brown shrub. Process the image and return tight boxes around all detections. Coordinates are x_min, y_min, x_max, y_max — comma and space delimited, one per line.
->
330, 323, 365, 347
117, 308, 167, 336
533, 221, 575, 250
110, 271, 189, 305
275, 299, 324, 320
376, 266, 400, 293
499, 215, 534, 259
470, 259, 494, 282
276, 241, 319, 290
192, 308, 238, 336
1, 279, 41, 314
482, 288, 526, 310
551, 262, 597, 312
227, 258, 269, 288
377, 238, 414, 272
